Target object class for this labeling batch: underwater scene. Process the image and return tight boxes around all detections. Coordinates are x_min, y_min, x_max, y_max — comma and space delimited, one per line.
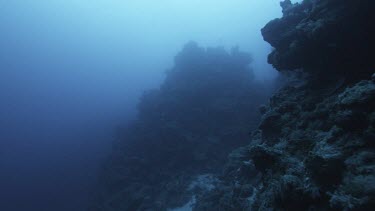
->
1, 0, 374, 210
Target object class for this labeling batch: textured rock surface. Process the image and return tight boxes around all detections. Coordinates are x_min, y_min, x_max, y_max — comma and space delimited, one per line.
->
89, 42, 273, 211
262, 0, 375, 80
195, 78, 375, 210
195, 0, 375, 210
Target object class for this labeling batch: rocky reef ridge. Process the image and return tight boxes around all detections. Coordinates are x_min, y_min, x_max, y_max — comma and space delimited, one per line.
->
194, 0, 375, 210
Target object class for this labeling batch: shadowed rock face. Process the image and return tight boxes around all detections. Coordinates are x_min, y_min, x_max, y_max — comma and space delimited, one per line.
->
262, 0, 375, 80
90, 42, 273, 211
195, 1, 375, 210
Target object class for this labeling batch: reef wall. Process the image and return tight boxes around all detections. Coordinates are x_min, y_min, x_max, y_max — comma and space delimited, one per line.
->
195, 0, 375, 210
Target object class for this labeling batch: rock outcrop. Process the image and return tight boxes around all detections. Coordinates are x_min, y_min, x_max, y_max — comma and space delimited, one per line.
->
195, 0, 375, 210
262, 0, 375, 80
90, 42, 273, 210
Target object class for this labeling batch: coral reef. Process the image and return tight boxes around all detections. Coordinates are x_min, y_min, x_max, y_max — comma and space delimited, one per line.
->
90, 42, 272, 210
195, 0, 375, 210
92, 0, 375, 210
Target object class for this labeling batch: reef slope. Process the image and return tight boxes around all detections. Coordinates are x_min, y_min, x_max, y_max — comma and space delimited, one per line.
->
195, 0, 375, 210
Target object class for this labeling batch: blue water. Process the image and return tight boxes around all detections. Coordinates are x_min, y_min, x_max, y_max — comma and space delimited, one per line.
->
0, 1, 294, 210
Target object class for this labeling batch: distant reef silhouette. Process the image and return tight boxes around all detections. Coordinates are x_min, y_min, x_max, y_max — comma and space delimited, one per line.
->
90, 42, 273, 210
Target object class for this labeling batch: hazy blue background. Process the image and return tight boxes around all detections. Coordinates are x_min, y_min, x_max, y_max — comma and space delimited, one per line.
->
0, 1, 298, 210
